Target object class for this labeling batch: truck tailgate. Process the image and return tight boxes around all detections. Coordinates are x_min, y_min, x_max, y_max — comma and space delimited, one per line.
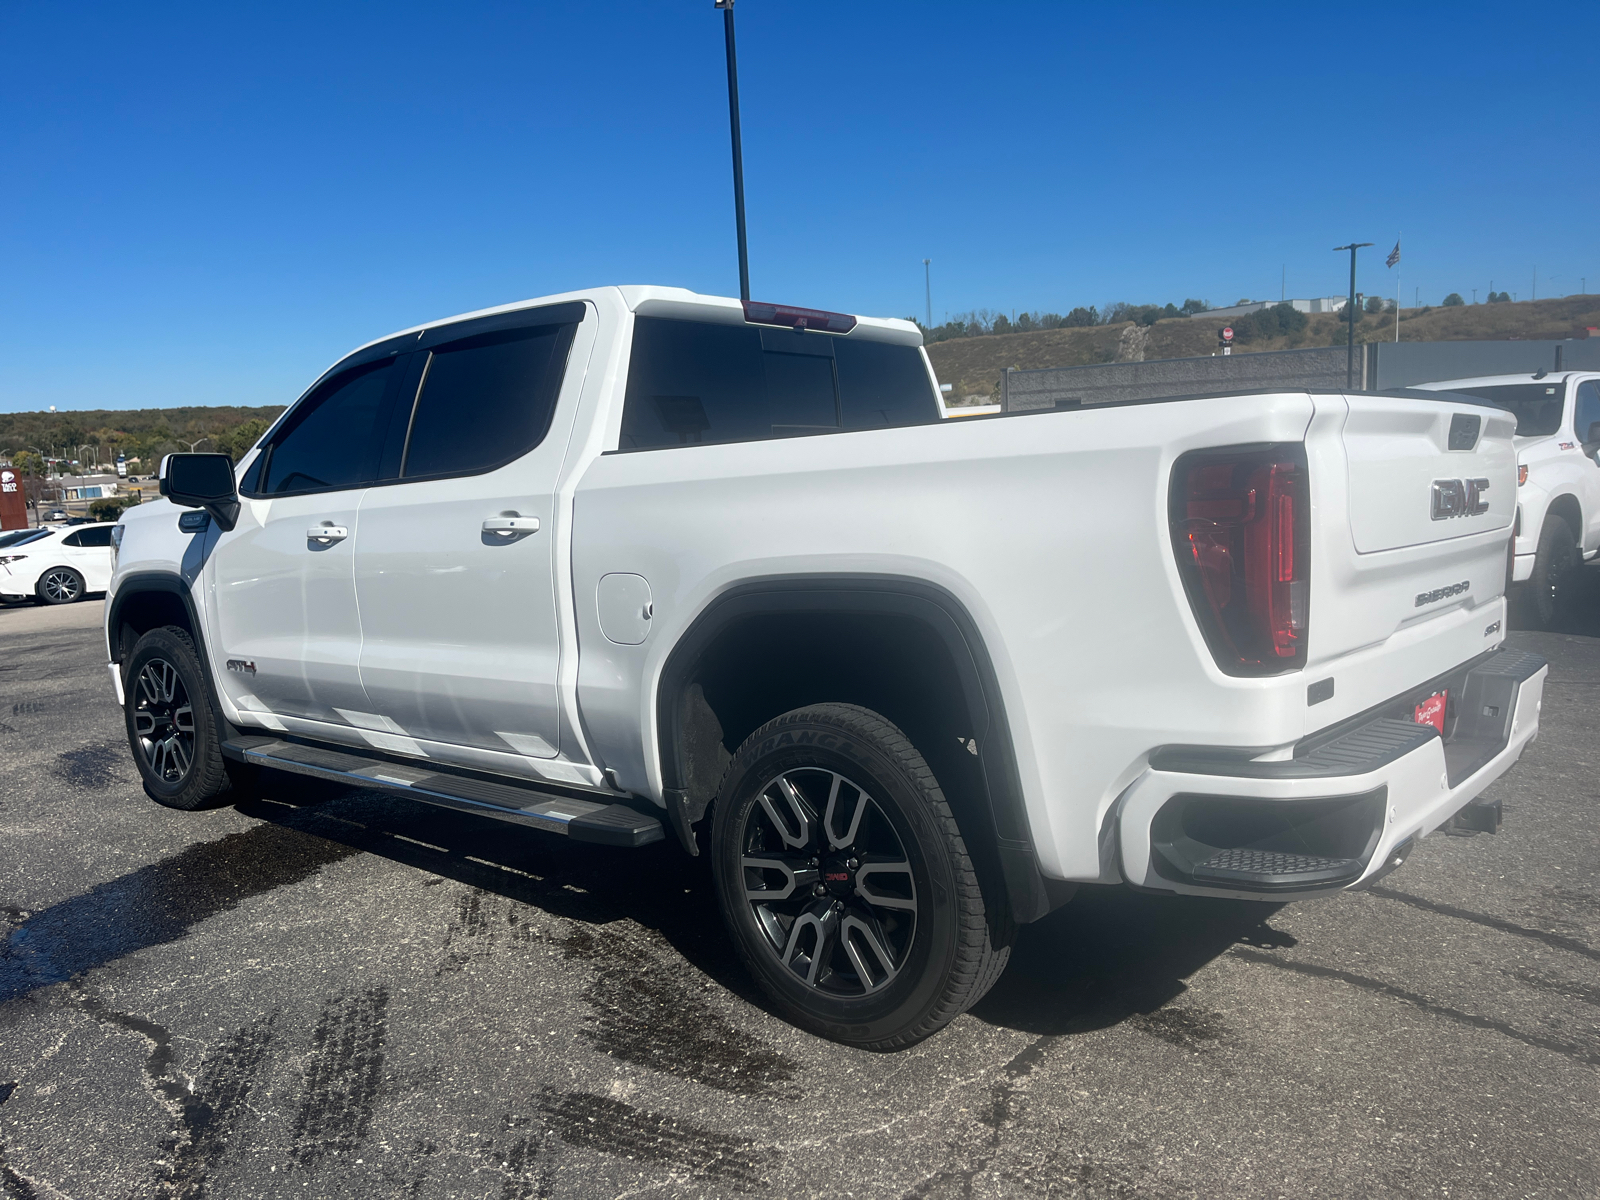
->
1305, 392, 1519, 725
1344, 396, 1516, 552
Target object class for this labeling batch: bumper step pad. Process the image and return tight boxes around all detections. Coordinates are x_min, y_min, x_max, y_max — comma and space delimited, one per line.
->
1190, 847, 1364, 889
222, 736, 664, 848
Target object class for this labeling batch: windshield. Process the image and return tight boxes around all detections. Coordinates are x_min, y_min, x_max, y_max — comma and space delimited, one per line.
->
1449, 383, 1566, 437
0, 529, 49, 548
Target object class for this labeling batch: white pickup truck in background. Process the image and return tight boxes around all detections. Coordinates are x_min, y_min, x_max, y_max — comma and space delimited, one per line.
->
1416, 371, 1600, 628
104, 286, 1545, 1048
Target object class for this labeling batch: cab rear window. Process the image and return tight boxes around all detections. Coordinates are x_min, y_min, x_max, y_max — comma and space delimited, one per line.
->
1451, 383, 1566, 437
618, 318, 938, 451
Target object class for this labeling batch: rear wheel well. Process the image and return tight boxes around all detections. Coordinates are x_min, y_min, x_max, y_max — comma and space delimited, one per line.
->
659, 589, 1049, 926
1545, 494, 1583, 548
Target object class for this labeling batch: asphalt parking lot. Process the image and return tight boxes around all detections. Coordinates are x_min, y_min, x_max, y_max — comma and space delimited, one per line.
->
1, 585, 1597, 1200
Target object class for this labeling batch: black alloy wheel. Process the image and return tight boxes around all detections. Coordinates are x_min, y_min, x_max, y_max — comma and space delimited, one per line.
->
711, 703, 1012, 1050
739, 766, 919, 997
36, 566, 84, 605
132, 657, 196, 784
123, 625, 255, 810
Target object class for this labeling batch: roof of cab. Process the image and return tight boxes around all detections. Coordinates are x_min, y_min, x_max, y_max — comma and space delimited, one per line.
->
1413, 372, 1596, 391
341, 285, 922, 366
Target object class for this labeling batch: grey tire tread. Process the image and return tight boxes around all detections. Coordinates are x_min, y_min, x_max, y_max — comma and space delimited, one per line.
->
1522, 515, 1578, 630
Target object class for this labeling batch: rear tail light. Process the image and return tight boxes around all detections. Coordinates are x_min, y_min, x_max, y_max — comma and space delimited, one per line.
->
1170, 444, 1309, 675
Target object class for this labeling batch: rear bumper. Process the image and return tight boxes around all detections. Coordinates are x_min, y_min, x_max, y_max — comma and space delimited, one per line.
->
1117, 648, 1547, 899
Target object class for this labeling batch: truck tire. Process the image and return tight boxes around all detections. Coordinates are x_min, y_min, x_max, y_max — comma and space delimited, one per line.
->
711, 703, 1011, 1050
123, 625, 255, 810
1520, 515, 1579, 630
35, 566, 85, 605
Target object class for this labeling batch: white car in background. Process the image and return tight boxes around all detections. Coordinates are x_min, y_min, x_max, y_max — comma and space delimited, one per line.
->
0, 522, 116, 605
1415, 372, 1600, 627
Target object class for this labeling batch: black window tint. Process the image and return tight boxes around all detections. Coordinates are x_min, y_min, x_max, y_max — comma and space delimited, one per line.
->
834, 339, 940, 429
62, 531, 83, 547
621, 318, 862, 450
400, 323, 575, 479
1575, 381, 1600, 446
259, 359, 395, 495
237, 449, 265, 494
74, 526, 112, 547
1453, 383, 1566, 437
764, 351, 839, 433
621, 320, 763, 449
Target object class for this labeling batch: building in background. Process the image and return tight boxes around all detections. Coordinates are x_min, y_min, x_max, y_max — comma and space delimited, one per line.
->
1201, 297, 1349, 320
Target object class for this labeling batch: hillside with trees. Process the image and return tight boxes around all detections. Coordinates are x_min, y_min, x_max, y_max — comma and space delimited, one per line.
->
926, 294, 1600, 403
0, 404, 285, 472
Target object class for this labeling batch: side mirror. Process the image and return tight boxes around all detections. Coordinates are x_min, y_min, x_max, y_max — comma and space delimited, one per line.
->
1587, 421, 1600, 445
159, 453, 240, 531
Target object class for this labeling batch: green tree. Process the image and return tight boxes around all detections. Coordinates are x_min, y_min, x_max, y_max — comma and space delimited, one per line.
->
218, 418, 268, 461
11, 450, 44, 477
1442, 293, 1465, 307
1364, 295, 1386, 314
1233, 302, 1308, 343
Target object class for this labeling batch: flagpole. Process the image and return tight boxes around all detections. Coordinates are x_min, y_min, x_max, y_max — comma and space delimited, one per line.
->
1393, 233, 1401, 343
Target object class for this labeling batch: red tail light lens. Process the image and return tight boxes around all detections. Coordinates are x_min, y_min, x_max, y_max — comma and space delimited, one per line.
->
1170, 445, 1309, 675
741, 300, 858, 334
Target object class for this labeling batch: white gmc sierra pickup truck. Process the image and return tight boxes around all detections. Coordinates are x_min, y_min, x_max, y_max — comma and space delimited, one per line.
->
105, 286, 1547, 1048
1415, 371, 1600, 629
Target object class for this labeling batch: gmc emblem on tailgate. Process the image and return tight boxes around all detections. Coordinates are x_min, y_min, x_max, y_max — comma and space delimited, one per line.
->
1431, 477, 1490, 520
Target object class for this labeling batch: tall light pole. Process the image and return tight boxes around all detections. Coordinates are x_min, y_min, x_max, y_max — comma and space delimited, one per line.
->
1333, 243, 1372, 390
185, 437, 211, 453
714, 0, 750, 303
923, 259, 932, 329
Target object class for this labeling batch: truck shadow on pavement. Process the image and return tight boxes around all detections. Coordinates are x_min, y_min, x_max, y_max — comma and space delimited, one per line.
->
969, 886, 1291, 1037
222, 781, 1292, 1044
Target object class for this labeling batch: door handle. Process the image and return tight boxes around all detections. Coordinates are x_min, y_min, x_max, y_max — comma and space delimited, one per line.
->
483, 516, 540, 537
307, 526, 348, 544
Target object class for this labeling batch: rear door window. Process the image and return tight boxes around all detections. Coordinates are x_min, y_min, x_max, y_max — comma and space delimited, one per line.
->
253, 358, 399, 496
398, 319, 578, 480
619, 318, 937, 450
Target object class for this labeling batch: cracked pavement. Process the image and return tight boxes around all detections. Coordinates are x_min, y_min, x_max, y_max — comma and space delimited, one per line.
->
1, 585, 1597, 1199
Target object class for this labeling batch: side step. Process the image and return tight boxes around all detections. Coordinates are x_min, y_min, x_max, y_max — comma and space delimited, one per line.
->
223, 736, 665, 848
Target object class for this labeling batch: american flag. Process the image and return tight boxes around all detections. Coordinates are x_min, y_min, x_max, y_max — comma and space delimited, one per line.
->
1387, 241, 1401, 268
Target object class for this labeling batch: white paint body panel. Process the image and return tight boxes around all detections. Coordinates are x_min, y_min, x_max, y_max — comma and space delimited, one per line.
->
1342, 398, 1515, 553
206, 491, 368, 723
106, 285, 1539, 898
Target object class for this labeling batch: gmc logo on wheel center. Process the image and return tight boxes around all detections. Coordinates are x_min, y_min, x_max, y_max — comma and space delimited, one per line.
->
1431, 477, 1491, 520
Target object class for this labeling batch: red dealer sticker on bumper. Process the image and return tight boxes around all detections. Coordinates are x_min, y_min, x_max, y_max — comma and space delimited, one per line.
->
1414, 690, 1448, 733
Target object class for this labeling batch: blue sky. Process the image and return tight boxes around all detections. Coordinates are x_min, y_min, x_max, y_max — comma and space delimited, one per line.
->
3, 1, 1596, 413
